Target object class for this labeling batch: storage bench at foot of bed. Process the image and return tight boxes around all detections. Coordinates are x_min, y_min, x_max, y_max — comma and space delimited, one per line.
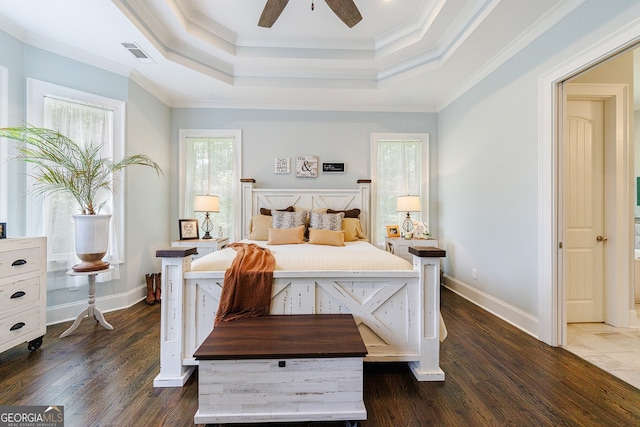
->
193, 314, 368, 424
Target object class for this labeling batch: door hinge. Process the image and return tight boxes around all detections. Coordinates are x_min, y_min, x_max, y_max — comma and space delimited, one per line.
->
559, 242, 563, 249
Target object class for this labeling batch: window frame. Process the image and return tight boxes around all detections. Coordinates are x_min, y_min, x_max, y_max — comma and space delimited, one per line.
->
370, 132, 430, 247
178, 129, 242, 241
26, 78, 126, 267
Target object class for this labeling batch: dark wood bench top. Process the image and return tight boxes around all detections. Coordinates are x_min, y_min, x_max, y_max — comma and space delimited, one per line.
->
155, 247, 198, 258
194, 314, 367, 360
408, 246, 446, 257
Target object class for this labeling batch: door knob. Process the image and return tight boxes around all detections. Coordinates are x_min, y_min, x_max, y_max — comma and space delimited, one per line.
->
596, 235, 608, 242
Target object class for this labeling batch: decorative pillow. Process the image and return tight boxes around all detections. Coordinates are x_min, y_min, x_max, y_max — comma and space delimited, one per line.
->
272, 210, 307, 229
342, 218, 366, 242
249, 214, 272, 240
308, 228, 345, 246
268, 226, 305, 245
309, 211, 344, 231
259, 206, 295, 216
327, 208, 360, 219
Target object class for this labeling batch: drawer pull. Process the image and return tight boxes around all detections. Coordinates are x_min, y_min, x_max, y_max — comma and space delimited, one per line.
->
10, 291, 26, 299
11, 259, 27, 266
10, 322, 26, 331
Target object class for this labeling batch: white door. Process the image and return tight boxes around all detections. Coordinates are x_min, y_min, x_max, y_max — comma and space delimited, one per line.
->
564, 98, 605, 323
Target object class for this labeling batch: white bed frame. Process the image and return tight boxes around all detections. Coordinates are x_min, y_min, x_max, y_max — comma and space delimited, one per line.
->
154, 180, 445, 387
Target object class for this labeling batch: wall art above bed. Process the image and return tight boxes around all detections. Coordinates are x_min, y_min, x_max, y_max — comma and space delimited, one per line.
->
274, 158, 290, 174
295, 155, 318, 178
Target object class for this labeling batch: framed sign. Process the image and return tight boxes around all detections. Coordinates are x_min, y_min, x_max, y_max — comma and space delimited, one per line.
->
179, 219, 199, 240
323, 162, 345, 173
0, 222, 5, 239
274, 158, 290, 174
296, 155, 318, 178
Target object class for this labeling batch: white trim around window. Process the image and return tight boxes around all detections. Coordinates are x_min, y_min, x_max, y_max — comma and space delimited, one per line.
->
26, 78, 126, 265
179, 129, 243, 241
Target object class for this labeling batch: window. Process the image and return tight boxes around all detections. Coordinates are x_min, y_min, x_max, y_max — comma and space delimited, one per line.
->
371, 133, 429, 247
26, 79, 125, 275
179, 129, 242, 241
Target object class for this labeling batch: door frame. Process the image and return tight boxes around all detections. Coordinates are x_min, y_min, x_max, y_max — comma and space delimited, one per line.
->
560, 83, 630, 337
537, 20, 640, 347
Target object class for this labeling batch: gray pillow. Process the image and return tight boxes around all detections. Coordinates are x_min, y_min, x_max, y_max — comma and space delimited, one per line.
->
272, 210, 307, 229
309, 211, 344, 231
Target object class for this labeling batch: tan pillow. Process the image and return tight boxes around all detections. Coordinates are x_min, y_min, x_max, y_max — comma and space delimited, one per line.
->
249, 214, 272, 240
308, 228, 345, 246
267, 226, 305, 245
342, 218, 366, 242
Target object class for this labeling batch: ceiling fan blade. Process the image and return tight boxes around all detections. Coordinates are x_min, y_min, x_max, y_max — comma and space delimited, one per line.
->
325, 0, 362, 28
258, 0, 290, 28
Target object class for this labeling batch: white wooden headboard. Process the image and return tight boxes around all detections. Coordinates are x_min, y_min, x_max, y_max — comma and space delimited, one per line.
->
240, 179, 371, 240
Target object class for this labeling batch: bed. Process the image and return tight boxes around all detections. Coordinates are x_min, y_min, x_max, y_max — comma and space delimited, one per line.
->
154, 179, 446, 387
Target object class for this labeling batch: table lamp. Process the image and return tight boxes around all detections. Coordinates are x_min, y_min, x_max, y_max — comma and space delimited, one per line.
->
194, 195, 219, 239
397, 195, 420, 239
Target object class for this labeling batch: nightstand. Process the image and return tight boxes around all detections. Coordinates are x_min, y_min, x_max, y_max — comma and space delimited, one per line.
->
385, 237, 438, 262
172, 237, 229, 260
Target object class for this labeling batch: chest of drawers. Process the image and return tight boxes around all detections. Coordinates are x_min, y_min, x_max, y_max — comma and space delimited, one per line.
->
0, 237, 47, 352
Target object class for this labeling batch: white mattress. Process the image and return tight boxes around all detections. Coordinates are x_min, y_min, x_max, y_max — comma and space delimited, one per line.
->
191, 240, 413, 272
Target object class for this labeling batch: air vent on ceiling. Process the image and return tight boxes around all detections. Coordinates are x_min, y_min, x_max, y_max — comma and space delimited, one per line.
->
122, 42, 154, 64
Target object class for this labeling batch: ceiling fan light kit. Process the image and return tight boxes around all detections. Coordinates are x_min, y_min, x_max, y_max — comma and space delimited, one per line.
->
259, 0, 362, 28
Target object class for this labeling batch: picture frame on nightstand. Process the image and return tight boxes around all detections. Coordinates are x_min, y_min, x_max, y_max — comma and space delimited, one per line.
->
179, 219, 199, 240
386, 225, 400, 238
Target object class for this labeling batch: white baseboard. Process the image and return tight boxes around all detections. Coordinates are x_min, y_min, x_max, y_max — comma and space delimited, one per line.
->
443, 275, 539, 339
46, 284, 146, 326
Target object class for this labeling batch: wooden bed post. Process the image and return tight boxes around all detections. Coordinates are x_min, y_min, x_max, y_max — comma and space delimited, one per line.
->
357, 179, 371, 239
408, 246, 446, 381
240, 178, 256, 240
154, 247, 197, 387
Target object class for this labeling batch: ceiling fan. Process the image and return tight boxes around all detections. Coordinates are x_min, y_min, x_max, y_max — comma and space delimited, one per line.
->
259, 0, 362, 28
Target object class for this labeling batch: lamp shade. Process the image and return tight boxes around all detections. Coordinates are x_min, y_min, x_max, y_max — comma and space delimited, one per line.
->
194, 195, 219, 212
397, 195, 421, 212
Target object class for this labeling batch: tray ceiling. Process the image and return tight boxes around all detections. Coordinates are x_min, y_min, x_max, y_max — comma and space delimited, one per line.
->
0, 0, 582, 111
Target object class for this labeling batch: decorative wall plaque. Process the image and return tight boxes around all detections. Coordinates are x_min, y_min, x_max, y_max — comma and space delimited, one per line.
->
274, 158, 290, 174
296, 155, 318, 178
322, 162, 345, 173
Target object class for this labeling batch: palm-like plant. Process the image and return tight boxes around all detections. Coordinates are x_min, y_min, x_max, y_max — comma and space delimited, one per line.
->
0, 126, 162, 214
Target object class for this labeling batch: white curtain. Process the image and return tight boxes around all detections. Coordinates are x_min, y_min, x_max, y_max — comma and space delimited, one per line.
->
30, 96, 119, 287
183, 136, 238, 240
374, 140, 422, 246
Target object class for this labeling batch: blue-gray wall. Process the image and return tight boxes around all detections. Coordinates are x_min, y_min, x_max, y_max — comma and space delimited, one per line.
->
0, 31, 171, 310
438, 0, 640, 334
169, 108, 438, 239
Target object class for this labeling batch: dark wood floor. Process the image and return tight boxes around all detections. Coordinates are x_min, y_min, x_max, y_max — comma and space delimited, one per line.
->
1, 287, 639, 427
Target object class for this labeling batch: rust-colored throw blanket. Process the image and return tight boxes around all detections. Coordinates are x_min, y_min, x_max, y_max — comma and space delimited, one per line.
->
214, 243, 275, 325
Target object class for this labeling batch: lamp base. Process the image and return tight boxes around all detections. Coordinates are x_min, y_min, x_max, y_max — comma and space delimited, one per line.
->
201, 213, 214, 239
402, 213, 414, 239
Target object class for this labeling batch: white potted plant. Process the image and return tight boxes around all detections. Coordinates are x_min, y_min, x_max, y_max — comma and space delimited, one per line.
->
0, 126, 162, 272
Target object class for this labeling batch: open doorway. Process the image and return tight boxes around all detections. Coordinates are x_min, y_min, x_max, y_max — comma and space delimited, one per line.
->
559, 47, 640, 388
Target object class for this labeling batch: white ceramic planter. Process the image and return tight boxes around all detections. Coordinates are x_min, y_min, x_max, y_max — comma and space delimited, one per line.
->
72, 214, 111, 272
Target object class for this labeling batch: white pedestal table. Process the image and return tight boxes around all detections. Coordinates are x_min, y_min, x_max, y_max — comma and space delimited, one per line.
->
60, 267, 114, 338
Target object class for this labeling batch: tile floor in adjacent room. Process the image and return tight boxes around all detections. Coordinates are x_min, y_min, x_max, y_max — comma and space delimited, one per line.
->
565, 315, 640, 391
